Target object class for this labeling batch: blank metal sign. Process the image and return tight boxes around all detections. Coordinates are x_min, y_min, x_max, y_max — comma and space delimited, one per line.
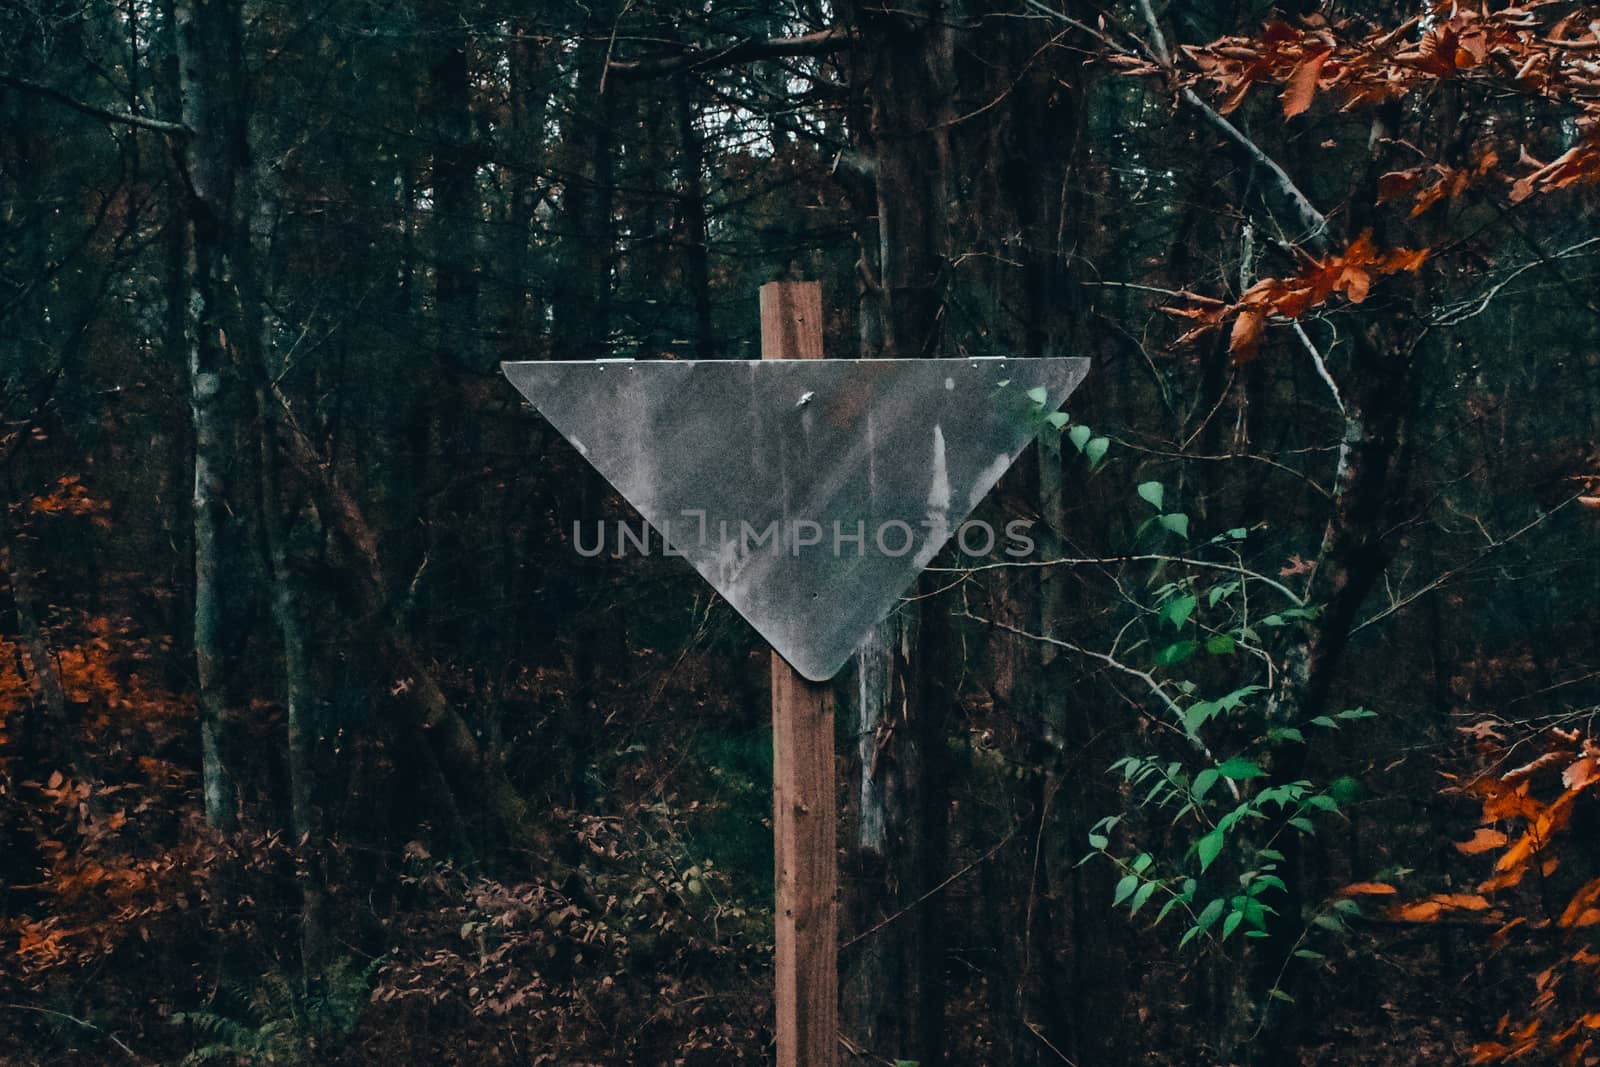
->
503, 357, 1089, 681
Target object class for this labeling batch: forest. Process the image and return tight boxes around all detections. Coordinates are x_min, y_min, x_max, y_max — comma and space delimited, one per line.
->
3, 0, 1600, 1063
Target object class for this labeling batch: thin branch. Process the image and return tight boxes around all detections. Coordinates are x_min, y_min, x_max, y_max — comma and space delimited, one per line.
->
0, 71, 191, 137
605, 27, 849, 82
840, 828, 1017, 951
1128, 0, 1329, 245
1, 1004, 145, 1063
1352, 495, 1582, 633
930, 553, 1308, 607
958, 609, 1240, 797
1134, 0, 1173, 64
1293, 321, 1345, 415
1430, 235, 1600, 326
1179, 88, 1329, 245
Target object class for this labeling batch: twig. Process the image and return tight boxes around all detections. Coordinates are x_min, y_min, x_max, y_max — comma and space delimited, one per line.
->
1131, 0, 1329, 246
0, 71, 190, 137
1293, 321, 1345, 415
840, 829, 1017, 951
605, 27, 849, 81
1352, 495, 1582, 632
958, 609, 1241, 799
1430, 235, 1600, 326
1, 1003, 146, 1063
930, 553, 1307, 607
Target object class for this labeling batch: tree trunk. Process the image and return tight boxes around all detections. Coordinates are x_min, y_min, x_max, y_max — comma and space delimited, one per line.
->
0, 488, 69, 732
550, 9, 616, 359
173, 0, 250, 829
675, 75, 715, 359
505, 26, 550, 353
842, 4, 956, 1062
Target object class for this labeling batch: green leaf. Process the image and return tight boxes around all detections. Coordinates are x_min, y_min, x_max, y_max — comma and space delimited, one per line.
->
1227, 527, 1248, 540
1250, 874, 1288, 895
1222, 909, 1244, 940
1156, 896, 1183, 924
1161, 595, 1197, 630
1026, 385, 1049, 406
1217, 757, 1265, 780
1130, 881, 1158, 916
1195, 897, 1225, 931
1179, 926, 1201, 949
1085, 436, 1110, 467
1293, 949, 1326, 960
1192, 767, 1220, 800
1288, 817, 1316, 835
1204, 634, 1236, 655
1207, 581, 1240, 607
1216, 685, 1266, 711
1045, 411, 1070, 430
1312, 914, 1344, 933
1132, 852, 1153, 874
1156, 640, 1200, 666
1184, 700, 1218, 734
1067, 425, 1092, 452
1337, 707, 1377, 720
1197, 829, 1225, 872
1137, 481, 1165, 510
1328, 776, 1363, 805
1087, 832, 1109, 849
1269, 989, 1295, 1003
1267, 726, 1305, 744
1158, 513, 1189, 539
1310, 716, 1338, 729
1113, 874, 1139, 906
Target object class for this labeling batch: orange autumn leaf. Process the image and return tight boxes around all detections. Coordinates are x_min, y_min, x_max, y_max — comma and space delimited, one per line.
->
1559, 879, 1600, 928
1503, 751, 1564, 786
1498, 788, 1584, 873
1229, 308, 1266, 360
1563, 754, 1599, 791
1457, 827, 1509, 855
1377, 168, 1421, 203
1336, 881, 1397, 898
1480, 866, 1527, 893
1386, 893, 1491, 922
1281, 49, 1330, 118
1167, 233, 1428, 359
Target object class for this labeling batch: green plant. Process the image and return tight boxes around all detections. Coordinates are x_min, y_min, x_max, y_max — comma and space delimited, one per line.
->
174, 956, 382, 1065
1033, 428, 1378, 961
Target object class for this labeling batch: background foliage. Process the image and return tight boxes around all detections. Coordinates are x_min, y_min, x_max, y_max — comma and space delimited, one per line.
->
2, 0, 1599, 1063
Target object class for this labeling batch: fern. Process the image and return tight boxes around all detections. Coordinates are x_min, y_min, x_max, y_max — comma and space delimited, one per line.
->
173, 955, 383, 1066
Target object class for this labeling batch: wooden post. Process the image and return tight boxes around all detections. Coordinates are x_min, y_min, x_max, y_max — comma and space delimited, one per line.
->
760, 281, 838, 1067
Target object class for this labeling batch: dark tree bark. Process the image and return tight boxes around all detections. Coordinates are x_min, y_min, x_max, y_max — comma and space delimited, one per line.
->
841, 3, 957, 1063
550, 10, 617, 359
172, 0, 251, 829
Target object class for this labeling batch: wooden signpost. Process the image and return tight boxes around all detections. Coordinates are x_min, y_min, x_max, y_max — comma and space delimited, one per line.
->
760, 281, 839, 1067
501, 285, 1086, 1066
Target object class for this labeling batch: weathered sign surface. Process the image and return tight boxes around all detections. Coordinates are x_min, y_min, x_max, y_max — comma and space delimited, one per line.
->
502, 357, 1089, 680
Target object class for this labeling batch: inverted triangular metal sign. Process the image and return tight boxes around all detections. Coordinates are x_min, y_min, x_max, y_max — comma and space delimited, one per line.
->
503, 357, 1089, 681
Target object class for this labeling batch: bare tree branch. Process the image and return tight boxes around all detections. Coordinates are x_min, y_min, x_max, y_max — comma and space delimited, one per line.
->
0, 71, 192, 137
605, 27, 849, 82
1126, 0, 1331, 246
931, 553, 1308, 607
1352, 495, 1584, 633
